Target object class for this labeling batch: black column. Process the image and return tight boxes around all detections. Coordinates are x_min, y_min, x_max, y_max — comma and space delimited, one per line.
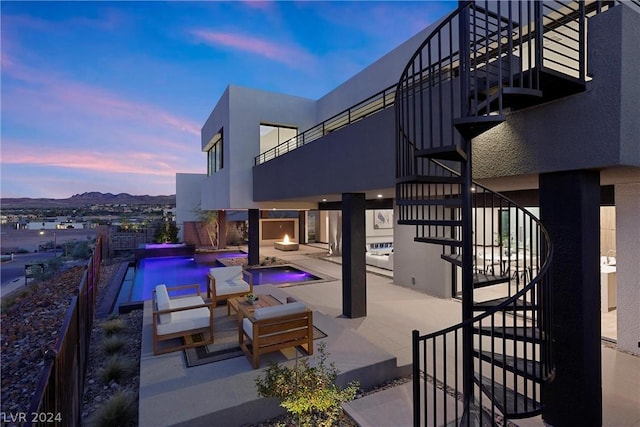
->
248, 209, 260, 266
298, 210, 306, 244
342, 193, 366, 318
540, 170, 601, 427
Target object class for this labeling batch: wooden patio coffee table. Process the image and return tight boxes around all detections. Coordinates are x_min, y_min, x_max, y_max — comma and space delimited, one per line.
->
227, 294, 281, 318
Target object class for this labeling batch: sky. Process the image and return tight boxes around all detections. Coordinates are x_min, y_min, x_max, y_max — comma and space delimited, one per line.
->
1, 1, 455, 199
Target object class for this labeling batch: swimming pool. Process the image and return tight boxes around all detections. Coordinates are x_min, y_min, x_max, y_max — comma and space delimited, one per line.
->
113, 256, 323, 313
245, 265, 322, 285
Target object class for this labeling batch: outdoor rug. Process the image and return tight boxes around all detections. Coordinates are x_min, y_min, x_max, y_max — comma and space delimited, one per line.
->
183, 304, 327, 368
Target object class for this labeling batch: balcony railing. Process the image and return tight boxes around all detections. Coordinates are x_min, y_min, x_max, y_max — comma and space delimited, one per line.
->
254, 84, 396, 165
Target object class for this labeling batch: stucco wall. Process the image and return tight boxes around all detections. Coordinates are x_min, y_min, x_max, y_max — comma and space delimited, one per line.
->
253, 107, 395, 200
175, 173, 207, 241
473, 4, 640, 180
393, 209, 450, 298
200, 85, 316, 210
615, 183, 640, 355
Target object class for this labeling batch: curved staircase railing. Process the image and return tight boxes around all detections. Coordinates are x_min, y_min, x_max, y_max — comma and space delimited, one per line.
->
392, 0, 616, 424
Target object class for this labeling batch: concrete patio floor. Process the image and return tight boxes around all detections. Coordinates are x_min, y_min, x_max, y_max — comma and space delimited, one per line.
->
138, 244, 640, 427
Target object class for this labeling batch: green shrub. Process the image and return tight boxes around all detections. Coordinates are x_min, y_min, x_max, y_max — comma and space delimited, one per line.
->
255, 343, 359, 427
100, 318, 126, 336
101, 335, 126, 355
88, 391, 137, 427
100, 355, 136, 384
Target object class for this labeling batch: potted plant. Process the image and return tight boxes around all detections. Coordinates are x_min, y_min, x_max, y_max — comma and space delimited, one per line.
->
246, 293, 259, 304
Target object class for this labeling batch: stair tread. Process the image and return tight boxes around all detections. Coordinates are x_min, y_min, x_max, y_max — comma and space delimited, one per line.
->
474, 350, 544, 382
472, 273, 510, 287
398, 219, 463, 227
396, 175, 463, 184
453, 115, 506, 139
473, 297, 537, 311
415, 145, 468, 162
474, 326, 542, 344
415, 236, 463, 247
475, 375, 543, 418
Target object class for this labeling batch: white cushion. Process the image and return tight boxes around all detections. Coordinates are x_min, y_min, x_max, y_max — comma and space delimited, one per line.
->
156, 307, 211, 336
254, 302, 307, 320
242, 317, 253, 338
155, 285, 171, 324
209, 266, 242, 282
216, 279, 250, 296
170, 295, 205, 309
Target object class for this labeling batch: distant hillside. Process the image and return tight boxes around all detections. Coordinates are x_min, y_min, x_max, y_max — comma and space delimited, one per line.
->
1, 192, 176, 208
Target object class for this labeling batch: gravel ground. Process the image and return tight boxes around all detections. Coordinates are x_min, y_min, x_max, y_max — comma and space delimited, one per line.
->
1, 266, 87, 414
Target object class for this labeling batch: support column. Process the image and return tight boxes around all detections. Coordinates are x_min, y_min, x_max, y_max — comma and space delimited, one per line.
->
342, 193, 366, 318
248, 209, 260, 266
218, 210, 227, 249
615, 183, 640, 355
298, 210, 306, 244
540, 170, 601, 427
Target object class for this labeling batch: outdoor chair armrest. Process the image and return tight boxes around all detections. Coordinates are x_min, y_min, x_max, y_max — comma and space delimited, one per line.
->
166, 283, 202, 296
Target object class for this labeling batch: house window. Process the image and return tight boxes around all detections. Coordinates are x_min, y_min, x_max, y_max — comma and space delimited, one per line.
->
260, 124, 297, 157
207, 129, 223, 175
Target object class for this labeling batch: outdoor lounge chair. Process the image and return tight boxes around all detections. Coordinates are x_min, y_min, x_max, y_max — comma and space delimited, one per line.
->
207, 265, 253, 305
152, 284, 214, 355
239, 301, 313, 368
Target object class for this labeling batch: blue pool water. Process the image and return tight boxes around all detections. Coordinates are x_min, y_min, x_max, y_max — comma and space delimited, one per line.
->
113, 255, 322, 312
245, 265, 322, 285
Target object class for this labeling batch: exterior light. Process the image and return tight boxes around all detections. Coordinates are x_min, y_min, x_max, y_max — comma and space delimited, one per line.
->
377, 194, 383, 198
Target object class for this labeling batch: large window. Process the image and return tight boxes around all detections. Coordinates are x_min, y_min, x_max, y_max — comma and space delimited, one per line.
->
206, 129, 223, 175
260, 124, 297, 155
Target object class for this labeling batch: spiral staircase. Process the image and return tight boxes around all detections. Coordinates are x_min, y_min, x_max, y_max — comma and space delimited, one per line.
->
395, 1, 618, 425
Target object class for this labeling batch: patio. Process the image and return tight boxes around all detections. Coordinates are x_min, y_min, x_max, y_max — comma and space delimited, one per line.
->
138, 244, 640, 427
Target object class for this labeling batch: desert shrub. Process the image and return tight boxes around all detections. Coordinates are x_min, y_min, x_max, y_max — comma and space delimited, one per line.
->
100, 355, 136, 384
100, 318, 126, 336
101, 335, 126, 355
88, 391, 137, 427
255, 343, 359, 427
1, 286, 36, 310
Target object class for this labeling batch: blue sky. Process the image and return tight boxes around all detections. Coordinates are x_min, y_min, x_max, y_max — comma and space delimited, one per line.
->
1, 1, 455, 199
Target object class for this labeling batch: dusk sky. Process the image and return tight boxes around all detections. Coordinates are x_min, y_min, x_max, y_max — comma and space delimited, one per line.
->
1, 1, 455, 199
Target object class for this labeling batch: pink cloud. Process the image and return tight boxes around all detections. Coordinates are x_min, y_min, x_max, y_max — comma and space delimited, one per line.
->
1, 138, 201, 177
191, 29, 315, 69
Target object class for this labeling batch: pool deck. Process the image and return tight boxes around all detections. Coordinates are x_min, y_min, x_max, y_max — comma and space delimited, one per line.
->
138, 244, 640, 427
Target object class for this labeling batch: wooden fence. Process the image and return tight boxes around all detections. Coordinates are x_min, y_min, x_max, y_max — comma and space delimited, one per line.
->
26, 235, 103, 427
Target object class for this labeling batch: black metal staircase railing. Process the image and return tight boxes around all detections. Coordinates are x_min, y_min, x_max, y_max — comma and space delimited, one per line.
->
393, 0, 623, 425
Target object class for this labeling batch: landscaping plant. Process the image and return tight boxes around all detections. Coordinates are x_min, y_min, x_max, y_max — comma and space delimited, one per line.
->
255, 343, 359, 427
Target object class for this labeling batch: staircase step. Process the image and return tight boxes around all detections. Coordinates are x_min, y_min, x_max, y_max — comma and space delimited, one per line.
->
475, 375, 543, 419
472, 273, 510, 288
396, 175, 463, 185
474, 350, 544, 382
415, 145, 467, 162
396, 198, 462, 207
453, 115, 506, 139
441, 252, 462, 266
474, 326, 542, 344
398, 219, 463, 227
415, 236, 462, 247
473, 297, 537, 311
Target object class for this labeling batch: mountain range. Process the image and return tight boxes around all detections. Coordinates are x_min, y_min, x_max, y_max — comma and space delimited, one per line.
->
1, 192, 176, 208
